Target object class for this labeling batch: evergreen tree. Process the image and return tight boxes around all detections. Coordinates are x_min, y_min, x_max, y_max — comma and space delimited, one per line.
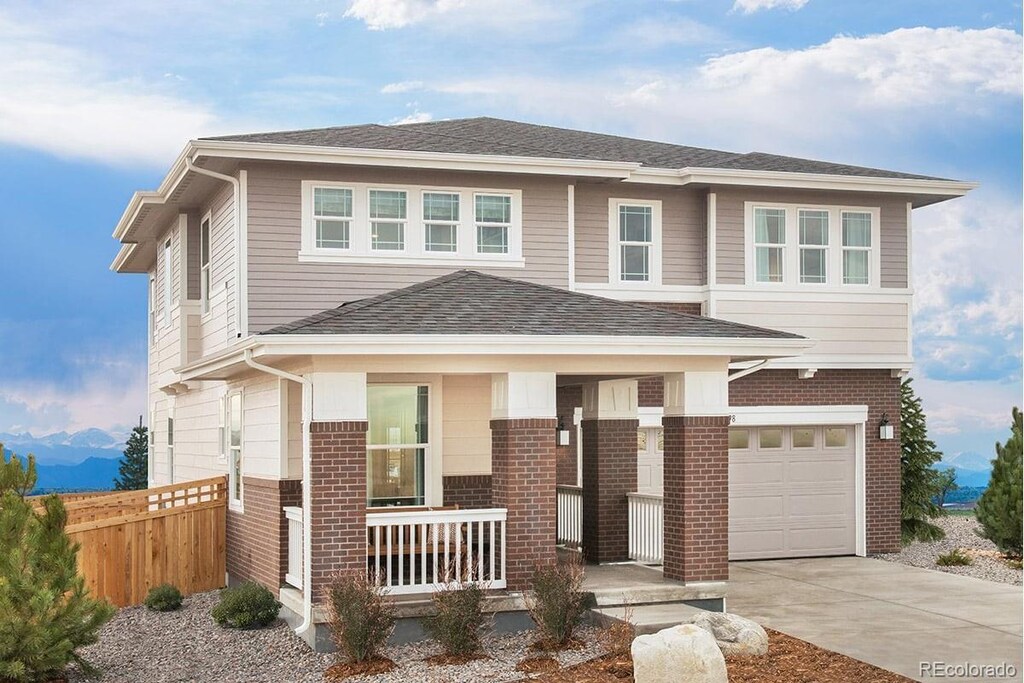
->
899, 378, 945, 543
113, 416, 149, 491
0, 447, 115, 681
975, 408, 1023, 557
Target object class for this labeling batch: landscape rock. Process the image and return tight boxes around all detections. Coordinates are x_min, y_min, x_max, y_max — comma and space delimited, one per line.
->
687, 611, 769, 657
631, 623, 728, 683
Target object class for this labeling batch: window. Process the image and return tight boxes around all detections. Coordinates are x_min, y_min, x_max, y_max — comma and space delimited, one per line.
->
148, 408, 155, 483
754, 208, 786, 283
759, 428, 783, 449
369, 189, 407, 250
728, 429, 750, 450
637, 430, 648, 452
792, 428, 815, 448
314, 186, 353, 249
218, 395, 227, 459
162, 238, 172, 325
366, 385, 428, 507
825, 427, 848, 448
423, 192, 459, 252
475, 194, 511, 254
166, 410, 174, 484
798, 210, 829, 284
148, 275, 157, 344
228, 393, 243, 505
619, 205, 653, 282
842, 211, 872, 285
200, 216, 211, 313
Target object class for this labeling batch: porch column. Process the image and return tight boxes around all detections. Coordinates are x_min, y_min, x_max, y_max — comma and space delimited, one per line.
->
581, 379, 639, 564
309, 371, 367, 600
490, 372, 557, 591
662, 369, 730, 583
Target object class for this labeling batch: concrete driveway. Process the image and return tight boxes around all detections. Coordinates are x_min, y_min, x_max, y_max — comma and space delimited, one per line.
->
728, 557, 1022, 682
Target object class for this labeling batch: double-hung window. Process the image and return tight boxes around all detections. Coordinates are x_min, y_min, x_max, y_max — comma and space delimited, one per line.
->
227, 392, 243, 506
618, 204, 653, 282
314, 187, 353, 249
148, 275, 157, 344
842, 211, 872, 284
370, 189, 407, 250
423, 192, 459, 252
162, 237, 172, 325
366, 385, 429, 507
475, 194, 511, 254
754, 208, 786, 283
200, 216, 211, 312
166, 410, 174, 484
798, 209, 829, 284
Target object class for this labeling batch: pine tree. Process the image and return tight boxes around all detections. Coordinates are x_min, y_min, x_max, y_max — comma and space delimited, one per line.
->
0, 447, 115, 682
975, 408, 1023, 557
113, 416, 149, 491
899, 378, 945, 543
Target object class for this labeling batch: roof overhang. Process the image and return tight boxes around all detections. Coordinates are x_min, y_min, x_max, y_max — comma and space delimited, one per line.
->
175, 333, 814, 383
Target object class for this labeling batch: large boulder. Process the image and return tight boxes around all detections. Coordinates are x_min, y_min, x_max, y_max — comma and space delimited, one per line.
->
631, 624, 728, 683
687, 611, 769, 657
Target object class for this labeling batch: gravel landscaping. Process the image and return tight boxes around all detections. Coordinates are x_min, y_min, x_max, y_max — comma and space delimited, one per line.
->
68, 590, 603, 683
876, 515, 1022, 585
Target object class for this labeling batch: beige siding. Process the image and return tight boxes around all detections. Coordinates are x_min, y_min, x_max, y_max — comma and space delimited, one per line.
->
197, 185, 236, 356
714, 187, 910, 288
573, 182, 705, 286
287, 380, 302, 479
186, 211, 201, 300
245, 162, 570, 332
441, 374, 492, 476
238, 376, 282, 479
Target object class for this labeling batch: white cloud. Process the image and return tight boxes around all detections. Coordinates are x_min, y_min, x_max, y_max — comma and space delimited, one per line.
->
0, 13, 223, 166
911, 376, 1020, 437
382, 80, 425, 94
732, 0, 810, 14
390, 111, 434, 124
343, 0, 577, 32
620, 17, 728, 48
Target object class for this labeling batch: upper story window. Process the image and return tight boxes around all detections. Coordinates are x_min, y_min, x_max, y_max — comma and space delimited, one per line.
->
608, 198, 662, 285
162, 237, 172, 326
148, 275, 157, 344
300, 181, 523, 267
746, 202, 879, 288
200, 215, 211, 313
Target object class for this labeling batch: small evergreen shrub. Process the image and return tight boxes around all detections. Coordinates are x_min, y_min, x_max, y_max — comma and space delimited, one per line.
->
936, 549, 973, 567
211, 581, 280, 629
325, 571, 396, 663
975, 408, 1023, 558
526, 557, 588, 649
144, 583, 183, 612
422, 583, 489, 657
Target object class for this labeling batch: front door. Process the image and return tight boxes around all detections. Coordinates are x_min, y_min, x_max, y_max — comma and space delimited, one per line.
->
636, 427, 664, 494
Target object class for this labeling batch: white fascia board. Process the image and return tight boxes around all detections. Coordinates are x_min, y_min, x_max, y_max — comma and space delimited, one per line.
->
730, 404, 869, 426
194, 140, 641, 179
109, 243, 137, 272
112, 144, 193, 241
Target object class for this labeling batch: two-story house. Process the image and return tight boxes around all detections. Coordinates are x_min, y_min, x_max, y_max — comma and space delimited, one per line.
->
110, 117, 973, 647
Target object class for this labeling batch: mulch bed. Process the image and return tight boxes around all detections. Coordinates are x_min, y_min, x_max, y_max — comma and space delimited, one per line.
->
425, 652, 489, 666
517, 655, 562, 673
526, 629, 913, 683
324, 658, 395, 680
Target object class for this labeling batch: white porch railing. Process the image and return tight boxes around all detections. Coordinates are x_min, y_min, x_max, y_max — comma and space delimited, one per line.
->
627, 492, 664, 564
556, 485, 583, 548
366, 508, 507, 595
284, 506, 304, 589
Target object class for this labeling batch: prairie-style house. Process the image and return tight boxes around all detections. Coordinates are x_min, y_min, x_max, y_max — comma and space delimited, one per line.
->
109, 117, 973, 646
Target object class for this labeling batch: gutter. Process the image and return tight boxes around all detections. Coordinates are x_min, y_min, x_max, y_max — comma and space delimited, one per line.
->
242, 349, 315, 638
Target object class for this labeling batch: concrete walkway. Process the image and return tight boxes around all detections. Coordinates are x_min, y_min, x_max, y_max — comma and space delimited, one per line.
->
727, 557, 1023, 682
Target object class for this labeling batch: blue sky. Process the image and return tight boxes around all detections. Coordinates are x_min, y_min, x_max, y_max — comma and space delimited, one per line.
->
0, 0, 1020, 468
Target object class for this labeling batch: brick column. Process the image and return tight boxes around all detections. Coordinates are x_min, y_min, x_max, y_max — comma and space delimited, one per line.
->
662, 415, 730, 583
490, 418, 558, 590
309, 420, 367, 600
581, 418, 639, 563
226, 477, 302, 591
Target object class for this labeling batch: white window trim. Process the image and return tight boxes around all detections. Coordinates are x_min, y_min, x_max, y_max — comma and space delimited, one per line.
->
200, 211, 212, 316
161, 237, 172, 328
148, 274, 157, 346
300, 181, 524, 267
166, 405, 175, 485
744, 202, 881, 290
473, 192, 513, 255
422, 191, 461, 253
368, 187, 409, 253
366, 381, 437, 507
608, 198, 662, 286
227, 390, 244, 511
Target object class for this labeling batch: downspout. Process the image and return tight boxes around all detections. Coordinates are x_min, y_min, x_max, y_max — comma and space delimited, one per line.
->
727, 359, 771, 383
242, 349, 315, 637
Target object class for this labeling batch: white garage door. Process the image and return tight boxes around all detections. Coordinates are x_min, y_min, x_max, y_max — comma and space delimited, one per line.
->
729, 425, 856, 560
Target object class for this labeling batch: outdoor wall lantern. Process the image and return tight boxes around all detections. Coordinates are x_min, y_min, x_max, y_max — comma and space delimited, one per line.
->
556, 416, 571, 446
879, 414, 895, 440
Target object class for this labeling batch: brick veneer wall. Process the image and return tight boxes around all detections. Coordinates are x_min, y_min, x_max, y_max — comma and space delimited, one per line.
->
662, 415, 730, 583
226, 477, 302, 592
556, 385, 583, 486
638, 377, 664, 408
309, 420, 367, 601
490, 418, 557, 590
442, 475, 492, 508
729, 368, 902, 554
581, 418, 639, 564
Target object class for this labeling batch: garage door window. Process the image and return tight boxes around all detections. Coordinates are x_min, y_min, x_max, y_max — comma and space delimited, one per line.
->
825, 427, 848, 448
728, 428, 750, 450
759, 428, 783, 449
792, 428, 815, 448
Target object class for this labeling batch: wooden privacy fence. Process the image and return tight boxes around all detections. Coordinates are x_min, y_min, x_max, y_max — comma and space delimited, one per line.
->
30, 476, 228, 607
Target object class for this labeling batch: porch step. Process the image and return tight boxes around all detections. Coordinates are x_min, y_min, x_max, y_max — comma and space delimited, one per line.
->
592, 602, 707, 636
588, 581, 728, 608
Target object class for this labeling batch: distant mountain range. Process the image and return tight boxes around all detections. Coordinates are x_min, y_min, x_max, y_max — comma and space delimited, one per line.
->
940, 450, 993, 489
1, 428, 128, 493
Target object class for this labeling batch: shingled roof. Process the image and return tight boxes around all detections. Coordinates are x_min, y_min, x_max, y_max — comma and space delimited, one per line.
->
205, 116, 944, 181
260, 270, 802, 340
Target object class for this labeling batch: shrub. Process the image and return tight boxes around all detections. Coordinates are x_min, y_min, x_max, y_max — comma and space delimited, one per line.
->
145, 583, 183, 612
526, 557, 588, 649
423, 583, 489, 657
595, 603, 635, 657
324, 571, 396, 663
976, 408, 1023, 558
211, 581, 280, 629
936, 549, 973, 567
0, 450, 115, 682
